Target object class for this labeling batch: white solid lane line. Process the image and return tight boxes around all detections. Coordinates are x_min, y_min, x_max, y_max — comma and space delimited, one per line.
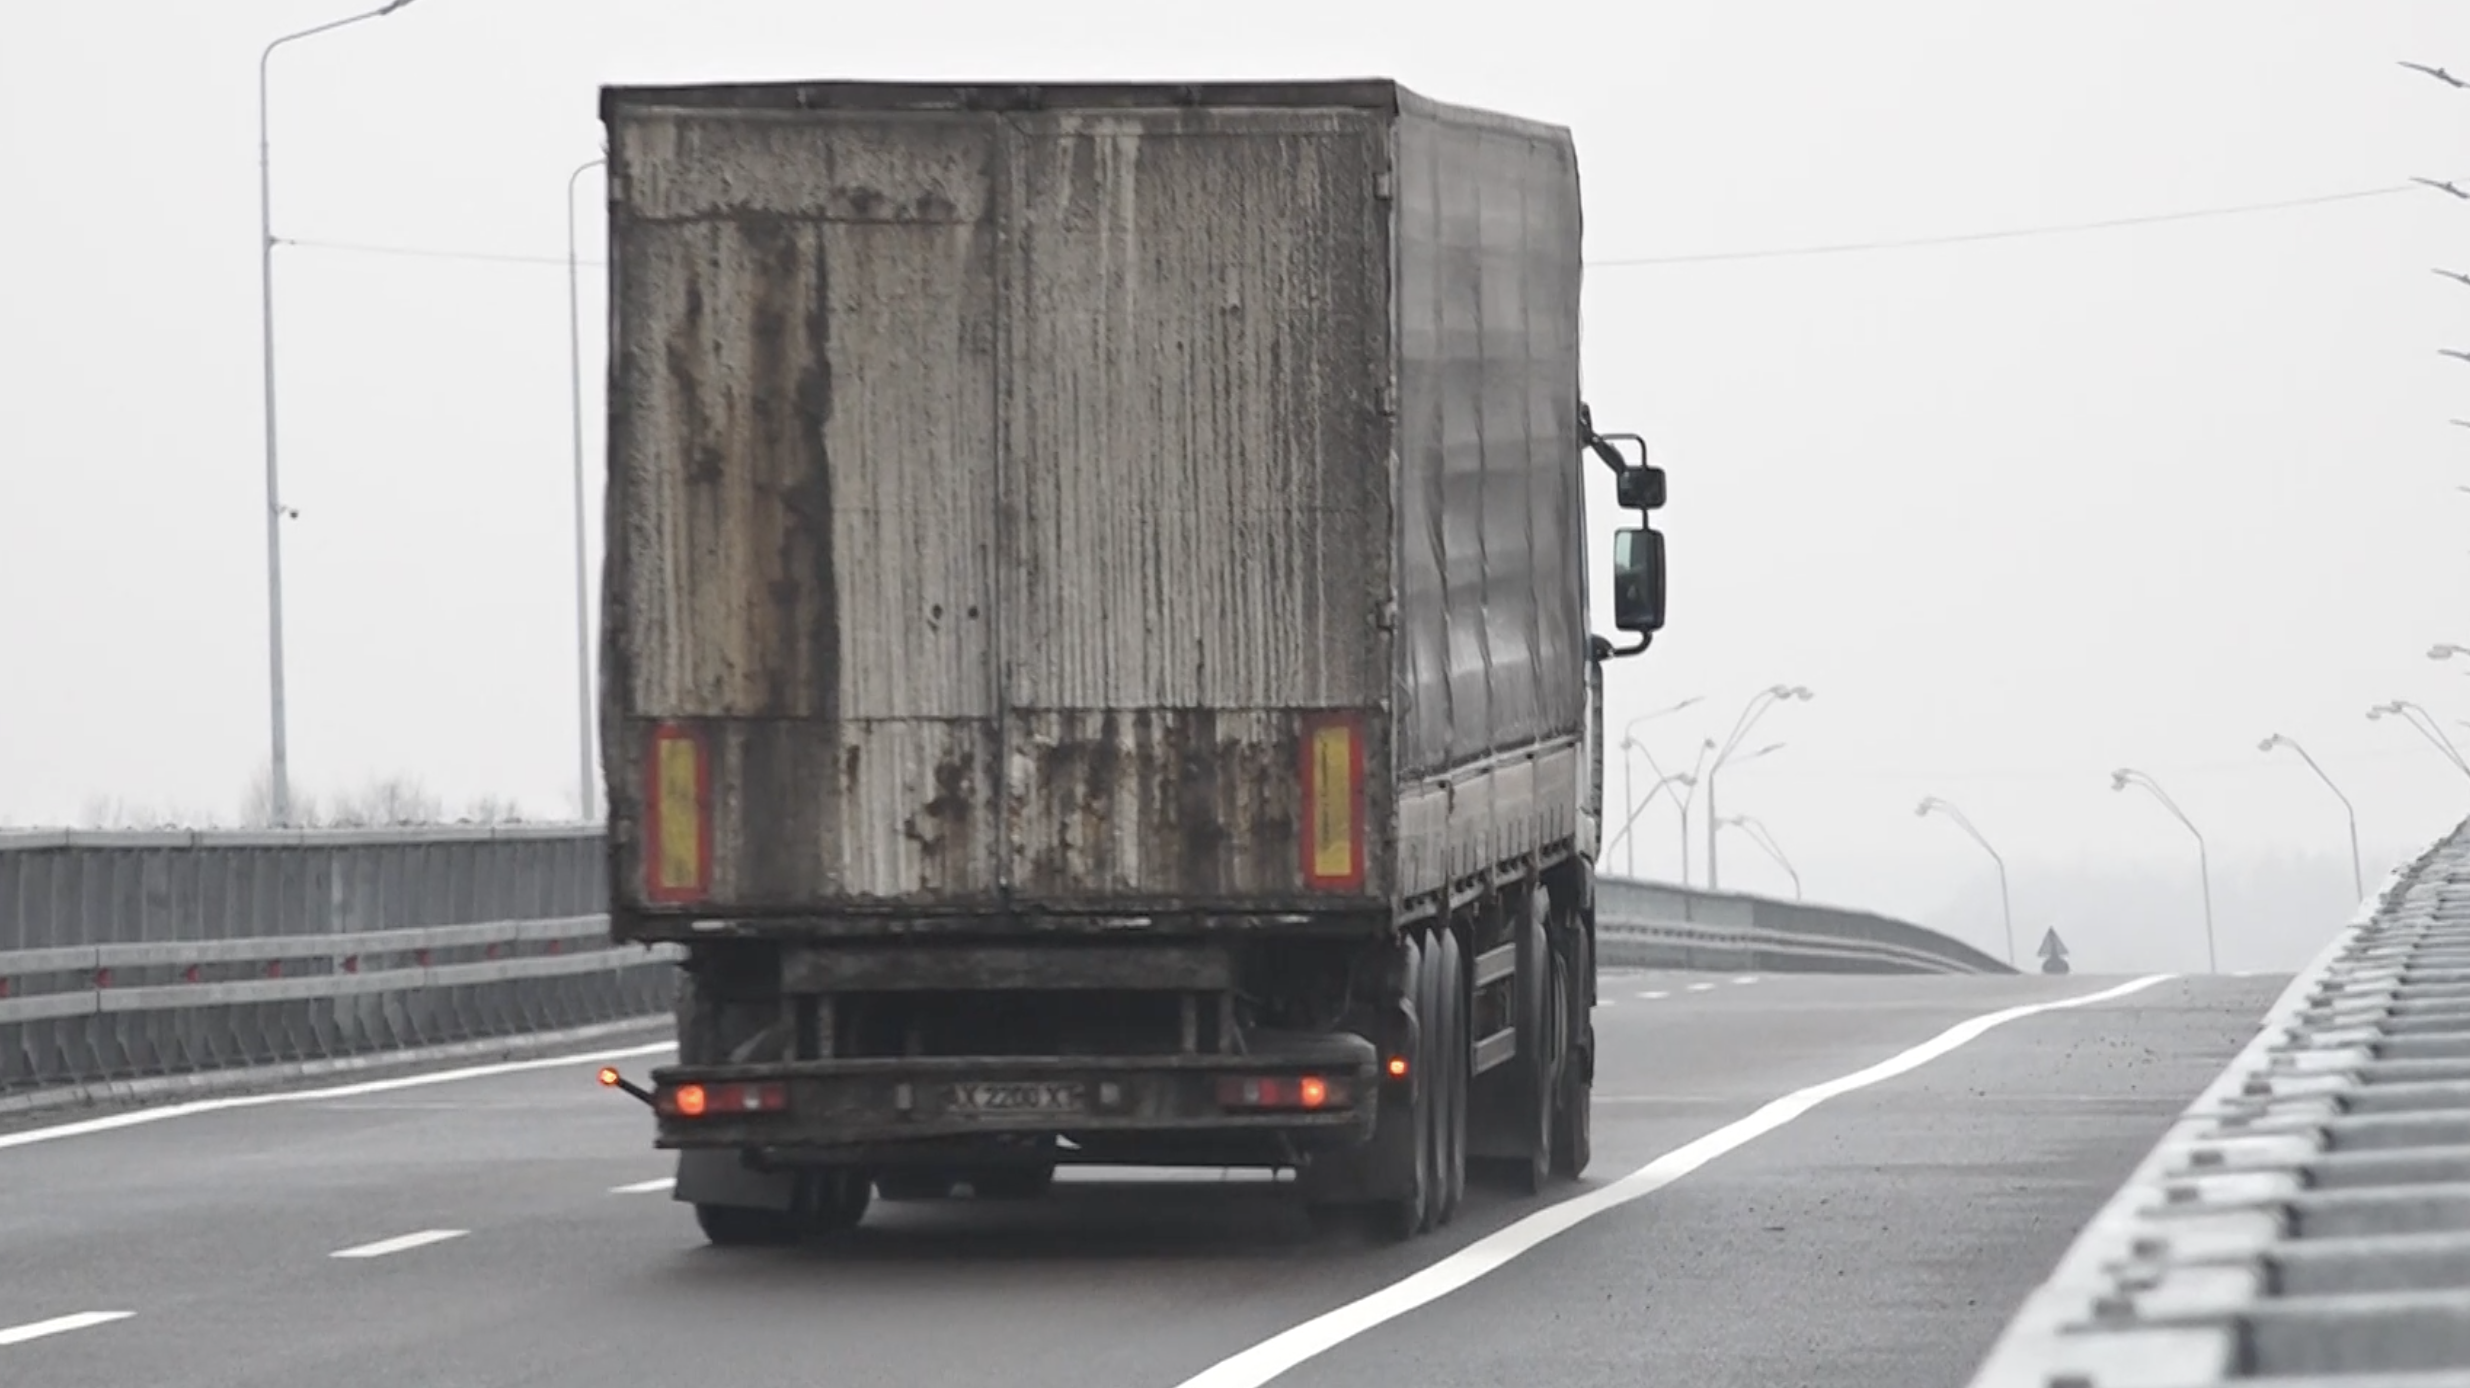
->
0, 1312, 133, 1348
1169, 972, 2176, 1388
610, 1176, 676, 1195
0, 1040, 676, 1154
331, 1229, 469, 1260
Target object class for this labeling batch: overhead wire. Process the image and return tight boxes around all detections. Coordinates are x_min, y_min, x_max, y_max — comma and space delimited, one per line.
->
1594, 184, 2420, 266
275, 181, 2428, 274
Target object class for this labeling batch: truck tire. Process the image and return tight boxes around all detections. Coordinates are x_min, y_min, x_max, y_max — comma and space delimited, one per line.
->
691, 1168, 868, 1245
804, 1169, 873, 1234
973, 1164, 1057, 1200
1434, 926, 1468, 1226
876, 1170, 958, 1201
1370, 934, 1434, 1242
1513, 892, 1560, 1194
694, 1202, 802, 1248
1552, 915, 1595, 1181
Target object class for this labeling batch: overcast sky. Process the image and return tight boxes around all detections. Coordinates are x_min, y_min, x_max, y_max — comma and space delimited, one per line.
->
5, 1, 2466, 969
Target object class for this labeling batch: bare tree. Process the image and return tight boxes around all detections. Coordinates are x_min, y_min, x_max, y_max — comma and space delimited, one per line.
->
460, 793, 529, 825
325, 774, 444, 829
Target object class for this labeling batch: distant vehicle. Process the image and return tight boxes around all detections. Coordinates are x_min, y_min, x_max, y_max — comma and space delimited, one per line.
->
593, 77, 1669, 1245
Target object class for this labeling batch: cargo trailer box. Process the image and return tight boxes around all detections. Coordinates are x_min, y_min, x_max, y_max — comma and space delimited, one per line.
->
599, 79, 1596, 936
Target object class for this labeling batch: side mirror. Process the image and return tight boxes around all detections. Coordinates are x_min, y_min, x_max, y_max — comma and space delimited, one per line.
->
1613, 527, 1665, 634
1617, 464, 1666, 513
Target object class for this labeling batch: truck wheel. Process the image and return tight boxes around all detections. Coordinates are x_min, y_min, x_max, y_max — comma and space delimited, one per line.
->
802, 1169, 873, 1234
1434, 926, 1468, 1226
1552, 921, 1595, 1181
877, 1170, 958, 1201
1370, 935, 1434, 1242
694, 1202, 802, 1248
973, 1164, 1057, 1200
1514, 892, 1560, 1195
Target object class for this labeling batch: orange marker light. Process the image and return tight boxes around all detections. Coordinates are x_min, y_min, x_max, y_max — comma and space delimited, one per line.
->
1386, 1055, 1409, 1079
674, 1083, 708, 1118
1299, 1076, 1329, 1109
597, 1067, 620, 1087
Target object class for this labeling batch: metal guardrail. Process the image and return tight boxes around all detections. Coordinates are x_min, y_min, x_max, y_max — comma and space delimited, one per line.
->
1964, 812, 2470, 1387
1596, 875, 2014, 976
0, 826, 675, 1110
0, 827, 2002, 1109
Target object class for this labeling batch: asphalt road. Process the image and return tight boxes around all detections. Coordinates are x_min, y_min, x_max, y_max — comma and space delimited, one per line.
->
0, 968, 2282, 1388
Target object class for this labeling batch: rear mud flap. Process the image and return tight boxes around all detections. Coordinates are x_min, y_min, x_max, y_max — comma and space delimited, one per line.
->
1296, 972, 1422, 1204
675, 1148, 799, 1211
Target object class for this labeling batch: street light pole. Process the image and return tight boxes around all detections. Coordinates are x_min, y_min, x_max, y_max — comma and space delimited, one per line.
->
1717, 814, 1801, 899
1615, 696, 1703, 876
256, 0, 420, 826
567, 155, 606, 822
1604, 772, 1695, 869
1706, 685, 1812, 890
1672, 738, 1717, 887
1915, 795, 2015, 967
2258, 734, 2364, 902
2110, 767, 2217, 974
2368, 699, 2470, 777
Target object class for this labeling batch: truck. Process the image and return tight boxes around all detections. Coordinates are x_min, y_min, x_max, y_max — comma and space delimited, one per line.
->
592, 76, 1669, 1245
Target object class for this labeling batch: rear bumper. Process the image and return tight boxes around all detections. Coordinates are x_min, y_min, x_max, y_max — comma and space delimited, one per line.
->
646, 1035, 1382, 1154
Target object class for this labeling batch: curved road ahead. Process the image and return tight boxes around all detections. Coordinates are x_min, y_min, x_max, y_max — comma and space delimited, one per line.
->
0, 969, 2280, 1388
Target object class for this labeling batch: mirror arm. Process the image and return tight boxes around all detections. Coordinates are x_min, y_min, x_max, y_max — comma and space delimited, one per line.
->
1579, 401, 1662, 664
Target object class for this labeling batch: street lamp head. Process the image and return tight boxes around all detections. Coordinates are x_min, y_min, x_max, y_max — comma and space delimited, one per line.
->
2432, 645, 2468, 662
2109, 769, 2133, 792
2258, 734, 2283, 753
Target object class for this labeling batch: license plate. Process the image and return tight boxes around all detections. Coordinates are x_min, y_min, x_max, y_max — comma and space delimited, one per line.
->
944, 1081, 1087, 1115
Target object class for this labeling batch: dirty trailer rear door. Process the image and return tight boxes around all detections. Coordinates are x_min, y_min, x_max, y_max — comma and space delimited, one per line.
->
603, 86, 1396, 931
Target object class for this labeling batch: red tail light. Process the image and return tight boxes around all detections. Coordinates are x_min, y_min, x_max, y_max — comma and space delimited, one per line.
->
1215, 1074, 1352, 1111
657, 1081, 787, 1118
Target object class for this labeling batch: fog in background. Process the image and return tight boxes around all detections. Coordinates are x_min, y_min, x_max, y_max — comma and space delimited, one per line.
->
4, 1, 2465, 975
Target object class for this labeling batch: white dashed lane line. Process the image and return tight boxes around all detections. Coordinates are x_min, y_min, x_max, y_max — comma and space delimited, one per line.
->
1632, 976, 1760, 1002
331, 1229, 468, 1260
0, 1312, 134, 1348
611, 1177, 675, 1195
